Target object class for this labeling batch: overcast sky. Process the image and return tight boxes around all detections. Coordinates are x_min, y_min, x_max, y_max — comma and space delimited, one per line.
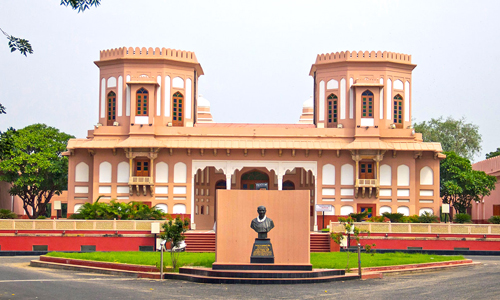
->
0, 0, 499, 162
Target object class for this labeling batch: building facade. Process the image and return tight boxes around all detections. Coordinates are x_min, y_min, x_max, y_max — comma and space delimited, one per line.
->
471, 156, 500, 223
65, 48, 444, 230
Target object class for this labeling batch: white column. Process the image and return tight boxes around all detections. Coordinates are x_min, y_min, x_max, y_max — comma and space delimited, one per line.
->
100, 78, 106, 119
277, 175, 283, 190
313, 169, 318, 231
118, 76, 123, 117
319, 80, 325, 122
191, 172, 196, 229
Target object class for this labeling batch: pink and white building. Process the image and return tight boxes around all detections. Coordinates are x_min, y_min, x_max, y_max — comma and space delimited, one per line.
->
62, 48, 444, 230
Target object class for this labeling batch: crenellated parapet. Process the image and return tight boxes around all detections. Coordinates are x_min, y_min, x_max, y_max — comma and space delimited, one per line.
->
315, 50, 412, 65
99, 47, 199, 63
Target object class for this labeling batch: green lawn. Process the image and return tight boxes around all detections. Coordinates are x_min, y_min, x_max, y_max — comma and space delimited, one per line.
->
46, 251, 464, 271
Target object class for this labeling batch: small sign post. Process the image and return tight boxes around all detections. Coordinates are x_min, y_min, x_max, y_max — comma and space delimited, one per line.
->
315, 204, 333, 230
442, 204, 450, 223
54, 201, 62, 220
151, 223, 160, 251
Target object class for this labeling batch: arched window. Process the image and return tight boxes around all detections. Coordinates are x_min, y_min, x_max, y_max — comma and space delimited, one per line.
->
322, 164, 335, 185
99, 161, 112, 183
172, 92, 184, 126
420, 166, 433, 185
107, 91, 116, 126
200, 205, 204, 215
393, 94, 403, 128
136, 88, 149, 116
362, 90, 374, 118
173, 162, 187, 183
75, 162, 89, 182
283, 180, 295, 190
327, 94, 338, 127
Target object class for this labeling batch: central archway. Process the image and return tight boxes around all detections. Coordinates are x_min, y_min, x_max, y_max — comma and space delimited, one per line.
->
241, 169, 269, 190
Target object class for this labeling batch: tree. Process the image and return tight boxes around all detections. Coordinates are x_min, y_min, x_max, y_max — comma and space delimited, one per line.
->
413, 116, 482, 160
0, 124, 74, 219
440, 151, 496, 214
486, 148, 500, 159
2, 0, 100, 56
160, 217, 190, 271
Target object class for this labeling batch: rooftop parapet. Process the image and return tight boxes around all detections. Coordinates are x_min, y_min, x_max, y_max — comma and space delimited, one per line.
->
99, 47, 199, 63
315, 50, 412, 65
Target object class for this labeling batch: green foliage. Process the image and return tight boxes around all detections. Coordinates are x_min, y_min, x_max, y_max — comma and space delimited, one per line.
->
366, 215, 385, 222
70, 197, 167, 220
402, 215, 420, 223
36, 215, 47, 219
348, 211, 368, 222
488, 215, 500, 224
0, 209, 17, 219
453, 213, 472, 224
60, 0, 101, 12
0, 124, 74, 219
486, 148, 500, 159
413, 116, 482, 160
364, 243, 376, 256
441, 151, 497, 214
160, 217, 190, 270
382, 212, 405, 223
417, 212, 440, 223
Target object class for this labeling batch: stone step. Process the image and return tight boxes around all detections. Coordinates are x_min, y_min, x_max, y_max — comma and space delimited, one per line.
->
180, 267, 344, 278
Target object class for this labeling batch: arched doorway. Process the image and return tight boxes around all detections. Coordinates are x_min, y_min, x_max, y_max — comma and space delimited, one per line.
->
241, 170, 269, 190
283, 180, 295, 190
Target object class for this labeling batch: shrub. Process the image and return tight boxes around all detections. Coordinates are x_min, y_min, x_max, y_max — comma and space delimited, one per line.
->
453, 213, 472, 224
382, 212, 404, 223
418, 212, 439, 223
366, 215, 385, 222
401, 215, 420, 223
36, 215, 47, 219
348, 211, 368, 222
70, 196, 167, 220
488, 215, 500, 224
0, 209, 17, 219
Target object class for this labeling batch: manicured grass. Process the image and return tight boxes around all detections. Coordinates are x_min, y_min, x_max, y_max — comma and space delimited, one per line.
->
46, 251, 464, 271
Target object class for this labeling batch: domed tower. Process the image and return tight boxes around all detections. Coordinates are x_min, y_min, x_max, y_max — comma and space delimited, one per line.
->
298, 96, 314, 124
94, 47, 204, 130
196, 94, 214, 123
309, 51, 416, 137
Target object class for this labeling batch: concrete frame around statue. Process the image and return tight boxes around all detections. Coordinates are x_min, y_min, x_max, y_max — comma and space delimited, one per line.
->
214, 190, 310, 265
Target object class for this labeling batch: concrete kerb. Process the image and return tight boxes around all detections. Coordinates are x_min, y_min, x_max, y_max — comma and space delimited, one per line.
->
29, 256, 479, 282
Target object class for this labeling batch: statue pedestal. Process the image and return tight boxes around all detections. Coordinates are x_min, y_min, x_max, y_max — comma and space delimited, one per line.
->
250, 238, 274, 264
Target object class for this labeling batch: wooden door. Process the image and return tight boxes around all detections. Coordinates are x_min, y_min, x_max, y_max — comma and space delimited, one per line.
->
494, 205, 500, 216
359, 162, 374, 179
135, 159, 150, 177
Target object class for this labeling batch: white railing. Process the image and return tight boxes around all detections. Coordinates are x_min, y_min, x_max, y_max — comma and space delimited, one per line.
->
330, 221, 499, 235
356, 179, 377, 187
128, 176, 153, 185
0, 219, 163, 231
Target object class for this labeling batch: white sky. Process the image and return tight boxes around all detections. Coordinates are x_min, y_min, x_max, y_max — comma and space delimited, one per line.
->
0, 0, 499, 162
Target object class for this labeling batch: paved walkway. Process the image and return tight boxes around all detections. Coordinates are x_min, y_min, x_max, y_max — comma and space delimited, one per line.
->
0, 256, 499, 299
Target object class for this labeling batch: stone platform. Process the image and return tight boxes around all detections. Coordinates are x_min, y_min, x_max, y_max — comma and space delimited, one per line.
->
163, 266, 356, 284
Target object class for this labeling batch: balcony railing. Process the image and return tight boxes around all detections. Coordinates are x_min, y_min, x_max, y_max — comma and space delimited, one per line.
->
356, 179, 378, 187
128, 176, 153, 185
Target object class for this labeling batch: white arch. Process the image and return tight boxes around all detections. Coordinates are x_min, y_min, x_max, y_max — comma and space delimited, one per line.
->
117, 161, 129, 183
174, 162, 187, 183
173, 204, 186, 214
107, 76, 117, 88
156, 162, 169, 183
99, 161, 112, 183
394, 79, 404, 90
379, 206, 392, 215
340, 205, 354, 215
155, 204, 168, 214
397, 206, 410, 216
322, 164, 335, 185
419, 208, 434, 215
397, 165, 410, 186
420, 166, 433, 185
380, 164, 391, 186
75, 162, 89, 182
327, 79, 338, 89
341, 164, 354, 185
172, 77, 184, 88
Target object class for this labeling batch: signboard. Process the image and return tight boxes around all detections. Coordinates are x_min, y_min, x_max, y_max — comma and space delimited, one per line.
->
54, 201, 62, 210
315, 204, 333, 212
255, 183, 268, 190
442, 204, 450, 214
151, 222, 160, 234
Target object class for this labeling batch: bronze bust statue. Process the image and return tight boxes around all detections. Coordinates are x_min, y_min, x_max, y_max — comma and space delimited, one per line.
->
250, 206, 275, 239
